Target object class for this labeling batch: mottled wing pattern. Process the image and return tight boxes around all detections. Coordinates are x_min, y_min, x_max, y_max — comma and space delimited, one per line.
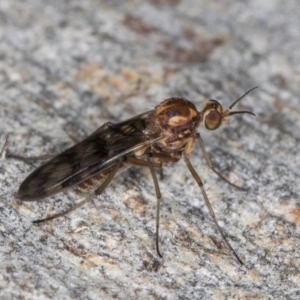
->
18, 111, 157, 201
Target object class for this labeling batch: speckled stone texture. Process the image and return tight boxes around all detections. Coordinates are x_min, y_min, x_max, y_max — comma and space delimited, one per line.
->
0, 0, 300, 299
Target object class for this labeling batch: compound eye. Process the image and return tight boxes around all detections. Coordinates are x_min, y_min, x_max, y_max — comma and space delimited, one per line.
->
204, 110, 222, 130
203, 100, 223, 130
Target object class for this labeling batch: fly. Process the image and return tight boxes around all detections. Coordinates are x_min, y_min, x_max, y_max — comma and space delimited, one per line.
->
15, 87, 257, 264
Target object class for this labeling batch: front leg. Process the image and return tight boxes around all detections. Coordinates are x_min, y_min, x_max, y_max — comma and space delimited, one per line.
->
125, 153, 182, 257
184, 154, 243, 265
196, 132, 247, 190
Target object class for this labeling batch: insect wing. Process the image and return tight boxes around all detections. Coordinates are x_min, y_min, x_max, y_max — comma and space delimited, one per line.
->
18, 111, 158, 201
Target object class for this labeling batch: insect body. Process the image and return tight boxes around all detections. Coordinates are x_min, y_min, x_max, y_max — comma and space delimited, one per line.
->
17, 88, 256, 264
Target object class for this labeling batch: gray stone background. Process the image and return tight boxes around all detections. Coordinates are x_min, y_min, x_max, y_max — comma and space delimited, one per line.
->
0, 0, 299, 299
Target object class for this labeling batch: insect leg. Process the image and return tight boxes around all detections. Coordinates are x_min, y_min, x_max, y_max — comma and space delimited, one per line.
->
125, 156, 162, 168
0, 135, 9, 160
124, 155, 163, 257
0, 135, 54, 162
33, 160, 122, 223
196, 132, 246, 190
149, 152, 179, 162
184, 154, 243, 265
147, 156, 163, 258
148, 153, 179, 180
